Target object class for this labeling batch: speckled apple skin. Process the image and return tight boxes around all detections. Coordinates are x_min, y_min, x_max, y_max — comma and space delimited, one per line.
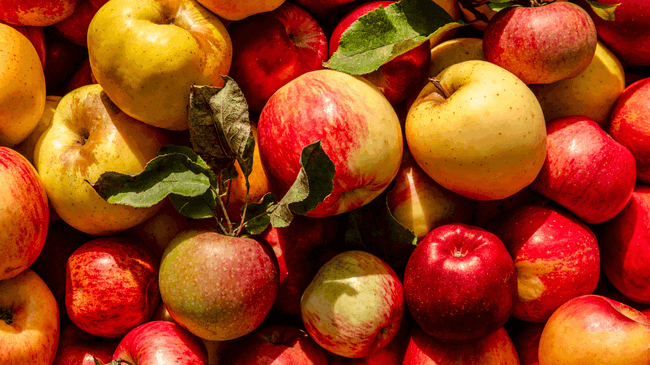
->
0, 0, 80, 26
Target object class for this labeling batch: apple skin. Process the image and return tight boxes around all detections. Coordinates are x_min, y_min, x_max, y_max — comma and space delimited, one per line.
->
0, 146, 49, 281
34, 84, 172, 236
159, 230, 280, 341
529, 41, 625, 128
472, 186, 546, 228
598, 185, 650, 304
428, 37, 485, 79
53, 323, 120, 365
0, 269, 60, 365
608, 78, 650, 183
0, 20, 46, 67
0, 0, 81, 26
54, 0, 99, 46
87, 0, 232, 130
576, 0, 650, 66
538, 295, 650, 365
65, 236, 161, 338
112, 321, 209, 365
220, 325, 328, 365
301, 250, 405, 358
483, 1, 597, 85
329, 1, 431, 106
404, 223, 517, 342
227, 2, 327, 112
402, 327, 520, 365
257, 69, 403, 217
0, 23, 46, 147
13, 95, 62, 165
195, 0, 285, 20
530, 115, 637, 224
485, 204, 601, 322
406, 60, 547, 201
291, 0, 359, 18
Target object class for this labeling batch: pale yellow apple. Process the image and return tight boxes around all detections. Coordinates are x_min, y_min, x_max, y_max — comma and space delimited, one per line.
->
87, 0, 232, 131
14, 95, 62, 165
406, 60, 547, 201
196, 0, 285, 20
0, 23, 46, 147
428, 0, 462, 48
34, 84, 173, 236
529, 41, 625, 128
429, 37, 485, 78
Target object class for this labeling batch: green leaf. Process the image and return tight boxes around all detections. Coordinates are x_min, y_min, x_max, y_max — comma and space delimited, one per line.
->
325, 0, 466, 75
169, 189, 218, 220
487, 1, 518, 12
243, 192, 277, 235
585, 0, 619, 21
269, 141, 336, 228
87, 151, 213, 208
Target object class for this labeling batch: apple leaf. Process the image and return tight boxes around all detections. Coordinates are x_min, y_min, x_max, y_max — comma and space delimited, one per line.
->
169, 189, 218, 219
243, 192, 277, 235
325, 0, 466, 75
87, 145, 215, 208
269, 140, 335, 228
585, 0, 619, 21
487, 0, 518, 12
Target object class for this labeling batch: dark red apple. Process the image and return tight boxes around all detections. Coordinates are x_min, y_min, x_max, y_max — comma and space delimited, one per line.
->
64, 57, 96, 93
54, 0, 99, 47
43, 27, 88, 96
403, 223, 518, 342
53, 323, 120, 365
512, 321, 544, 365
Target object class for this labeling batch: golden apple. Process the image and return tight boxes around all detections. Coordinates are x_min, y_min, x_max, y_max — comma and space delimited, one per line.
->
13, 95, 62, 165
34, 84, 173, 236
87, 0, 232, 130
429, 37, 485, 78
196, 0, 286, 20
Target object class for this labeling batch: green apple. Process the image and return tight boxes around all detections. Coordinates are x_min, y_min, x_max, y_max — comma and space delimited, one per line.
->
405, 60, 547, 201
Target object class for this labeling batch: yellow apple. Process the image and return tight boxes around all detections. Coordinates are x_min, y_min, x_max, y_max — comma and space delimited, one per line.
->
0, 23, 46, 147
428, 0, 462, 48
406, 60, 547, 201
13, 95, 62, 165
429, 37, 485, 78
34, 84, 174, 236
529, 41, 625, 128
196, 0, 286, 20
87, 0, 232, 131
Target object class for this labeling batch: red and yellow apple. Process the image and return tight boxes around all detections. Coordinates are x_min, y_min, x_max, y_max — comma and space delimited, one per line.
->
0, 0, 81, 26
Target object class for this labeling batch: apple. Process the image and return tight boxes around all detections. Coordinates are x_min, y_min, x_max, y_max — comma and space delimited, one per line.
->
42, 27, 88, 96
387, 147, 474, 241
472, 186, 546, 228
195, 0, 285, 20
53, 323, 120, 365
598, 185, 650, 304
219, 325, 328, 364
0, 23, 46, 147
402, 327, 520, 365
511, 321, 545, 365
66, 236, 160, 338
227, 2, 327, 112
405, 60, 547, 201
87, 0, 232, 130
0, 0, 81, 26
34, 84, 172, 236
608, 78, 650, 183
538, 295, 650, 364
458, 1, 497, 31
483, 1, 597, 85
301, 250, 405, 358
65, 57, 97, 94
159, 230, 280, 341
329, 1, 431, 106
576, 0, 650, 66
54, 0, 99, 46
403, 223, 517, 342
529, 40, 626, 128
0, 269, 60, 365
108, 321, 209, 365
427, 0, 462, 48
13, 95, 62, 165
257, 69, 403, 217
0, 146, 49, 281
428, 37, 485, 79
0, 20, 46, 67
530, 115, 637, 224
485, 204, 601, 322
291, 0, 359, 18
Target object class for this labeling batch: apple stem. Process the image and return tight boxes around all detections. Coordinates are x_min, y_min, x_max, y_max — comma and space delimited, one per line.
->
213, 186, 233, 236
236, 182, 251, 237
428, 78, 450, 100
0, 309, 13, 325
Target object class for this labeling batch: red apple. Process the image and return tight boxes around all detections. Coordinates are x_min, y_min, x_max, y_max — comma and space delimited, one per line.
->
65, 57, 97, 93
599, 185, 650, 304
43, 27, 88, 96
483, 1, 597, 84
54, 0, 99, 46
530, 115, 637, 224
257, 69, 403, 218
53, 323, 120, 365
538, 295, 650, 364
0, 20, 46, 66
329, 1, 431, 105
0, 0, 81, 26
472, 186, 546, 228
512, 321, 544, 365
220, 325, 328, 365
0, 269, 60, 365
403, 223, 517, 342
608, 78, 650, 183
577, 0, 650, 66
66, 236, 160, 338
402, 327, 520, 365
292, 0, 359, 18
486, 204, 601, 322
0, 146, 49, 281
109, 321, 209, 365
227, 2, 327, 112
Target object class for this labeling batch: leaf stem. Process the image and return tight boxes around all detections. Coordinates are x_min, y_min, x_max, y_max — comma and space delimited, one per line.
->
241, 204, 277, 228
236, 182, 251, 237
212, 186, 232, 235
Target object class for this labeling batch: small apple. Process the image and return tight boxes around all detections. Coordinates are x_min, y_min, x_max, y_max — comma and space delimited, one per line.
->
53, 323, 120, 365
405, 60, 547, 201
54, 0, 98, 46
0, 0, 81, 26
471, 186, 546, 228
301, 250, 405, 358
483, 1, 597, 84
195, 0, 285, 20
530, 115, 637, 224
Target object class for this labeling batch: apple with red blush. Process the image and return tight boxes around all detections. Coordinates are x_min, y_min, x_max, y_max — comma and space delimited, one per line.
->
0, 0, 81, 26
53, 323, 120, 365
54, 0, 100, 46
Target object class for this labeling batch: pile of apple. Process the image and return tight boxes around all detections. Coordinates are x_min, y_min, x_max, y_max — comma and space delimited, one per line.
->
2, 0, 650, 364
